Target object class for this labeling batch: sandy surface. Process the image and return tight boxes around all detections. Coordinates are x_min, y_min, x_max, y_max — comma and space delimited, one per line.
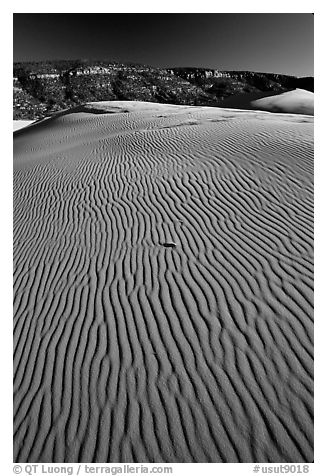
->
221, 89, 314, 116
13, 101, 313, 463
251, 89, 314, 115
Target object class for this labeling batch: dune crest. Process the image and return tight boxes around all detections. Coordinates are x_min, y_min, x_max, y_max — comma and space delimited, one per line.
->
14, 102, 313, 463
251, 89, 314, 115
220, 89, 314, 115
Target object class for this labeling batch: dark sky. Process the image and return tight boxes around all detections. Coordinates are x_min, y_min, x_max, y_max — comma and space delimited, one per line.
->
13, 13, 314, 76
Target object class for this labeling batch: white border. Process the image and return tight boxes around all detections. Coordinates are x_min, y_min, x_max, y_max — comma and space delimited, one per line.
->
2, 4, 322, 475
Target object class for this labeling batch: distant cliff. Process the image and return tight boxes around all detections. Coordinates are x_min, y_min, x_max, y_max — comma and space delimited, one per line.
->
13, 60, 314, 119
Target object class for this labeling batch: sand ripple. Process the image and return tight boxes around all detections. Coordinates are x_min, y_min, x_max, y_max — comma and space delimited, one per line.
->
13, 103, 313, 463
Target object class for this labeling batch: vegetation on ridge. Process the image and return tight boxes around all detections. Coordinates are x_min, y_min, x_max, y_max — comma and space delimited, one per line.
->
13, 60, 314, 120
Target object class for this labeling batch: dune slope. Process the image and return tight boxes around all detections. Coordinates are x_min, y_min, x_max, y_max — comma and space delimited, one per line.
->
251, 89, 314, 115
220, 89, 314, 116
13, 102, 313, 463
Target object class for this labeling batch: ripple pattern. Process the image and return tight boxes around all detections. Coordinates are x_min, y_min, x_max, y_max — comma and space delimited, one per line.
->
13, 105, 314, 463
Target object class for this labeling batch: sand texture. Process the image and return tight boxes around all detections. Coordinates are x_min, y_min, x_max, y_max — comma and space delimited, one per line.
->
13, 102, 313, 463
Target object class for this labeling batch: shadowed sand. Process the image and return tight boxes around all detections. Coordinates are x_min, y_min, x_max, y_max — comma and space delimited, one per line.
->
13, 101, 313, 463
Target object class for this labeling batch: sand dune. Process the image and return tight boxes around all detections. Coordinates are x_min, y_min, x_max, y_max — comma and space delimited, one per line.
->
13, 101, 313, 463
251, 89, 314, 115
221, 89, 314, 116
